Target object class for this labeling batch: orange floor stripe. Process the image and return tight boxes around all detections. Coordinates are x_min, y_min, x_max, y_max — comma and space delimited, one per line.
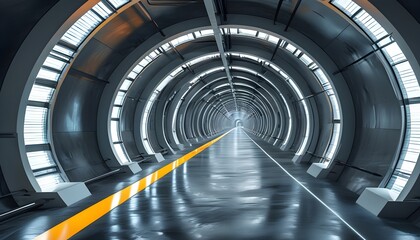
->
35, 130, 232, 240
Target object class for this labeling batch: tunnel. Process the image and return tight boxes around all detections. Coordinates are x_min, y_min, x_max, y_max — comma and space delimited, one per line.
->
1, 0, 420, 239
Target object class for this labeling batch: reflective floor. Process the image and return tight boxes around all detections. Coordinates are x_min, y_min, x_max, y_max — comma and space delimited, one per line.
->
2, 128, 420, 239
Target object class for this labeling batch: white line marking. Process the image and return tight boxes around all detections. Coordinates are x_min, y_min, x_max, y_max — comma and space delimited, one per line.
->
242, 130, 366, 240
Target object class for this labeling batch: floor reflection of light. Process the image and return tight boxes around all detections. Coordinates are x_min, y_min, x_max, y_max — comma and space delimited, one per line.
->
150, 189, 159, 210
329, 235, 341, 240
151, 186, 157, 196
128, 197, 139, 211
195, 233, 203, 238
243, 130, 366, 240
236, 196, 264, 204
172, 167, 177, 192
145, 186, 151, 198
183, 162, 187, 173
251, 216, 264, 224
110, 224, 120, 232
183, 162, 190, 190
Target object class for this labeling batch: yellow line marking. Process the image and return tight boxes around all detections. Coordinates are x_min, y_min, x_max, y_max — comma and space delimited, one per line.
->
35, 130, 233, 240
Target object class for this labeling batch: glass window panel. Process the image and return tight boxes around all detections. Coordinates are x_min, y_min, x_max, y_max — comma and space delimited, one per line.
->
61, 10, 102, 46
299, 53, 314, 66
139, 58, 150, 67
324, 123, 341, 161
238, 28, 257, 36
388, 103, 420, 192
113, 143, 130, 163
377, 35, 393, 47
387, 175, 407, 193
127, 71, 138, 80
114, 91, 126, 105
144, 55, 153, 63
50, 51, 71, 62
288, 80, 304, 99
314, 69, 329, 85
37, 68, 60, 81
241, 54, 259, 62
285, 44, 297, 53
189, 76, 200, 85
161, 43, 171, 51
145, 92, 158, 113
26, 151, 56, 171
354, 10, 388, 41
28, 84, 55, 103
36, 173, 64, 192
200, 29, 213, 36
400, 160, 416, 173
393, 61, 420, 99
157, 76, 173, 92
170, 66, 183, 77
229, 28, 238, 35
309, 63, 318, 71
269, 64, 280, 72
267, 35, 279, 44
24, 106, 48, 145
43, 56, 67, 71
110, 120, 120, 142
213, 83, 229, 91
296, 99, 311, 155
143, 138, 154, 154
194, 30, 203, 37
257, 32, 269, 40
331, 0, 361, 16
148, 50, 158, 60
279, 71, 289, 79
132, 65, 143, 74
330, 94, 341, 120
92, 2, 112, 18
170, 33, 194, 47
382, 42, 406, 64
141, 111, 149, 138
281, 95, 293, 148
231, 66, 255, 74
52, 45, 74, 57
120, 79, 132, 91
33, 167, 59, 177
189, 54, 219, 65
111, 106, 121, 119
108, 0, 129, 8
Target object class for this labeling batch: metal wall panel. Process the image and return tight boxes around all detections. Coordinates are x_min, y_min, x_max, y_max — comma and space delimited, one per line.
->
336, 59, 402, 192
52, 72, 109, 181
53, 132, 109, 182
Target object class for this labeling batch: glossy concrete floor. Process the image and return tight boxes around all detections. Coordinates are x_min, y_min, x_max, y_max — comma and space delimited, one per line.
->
2, 128, 420, 239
